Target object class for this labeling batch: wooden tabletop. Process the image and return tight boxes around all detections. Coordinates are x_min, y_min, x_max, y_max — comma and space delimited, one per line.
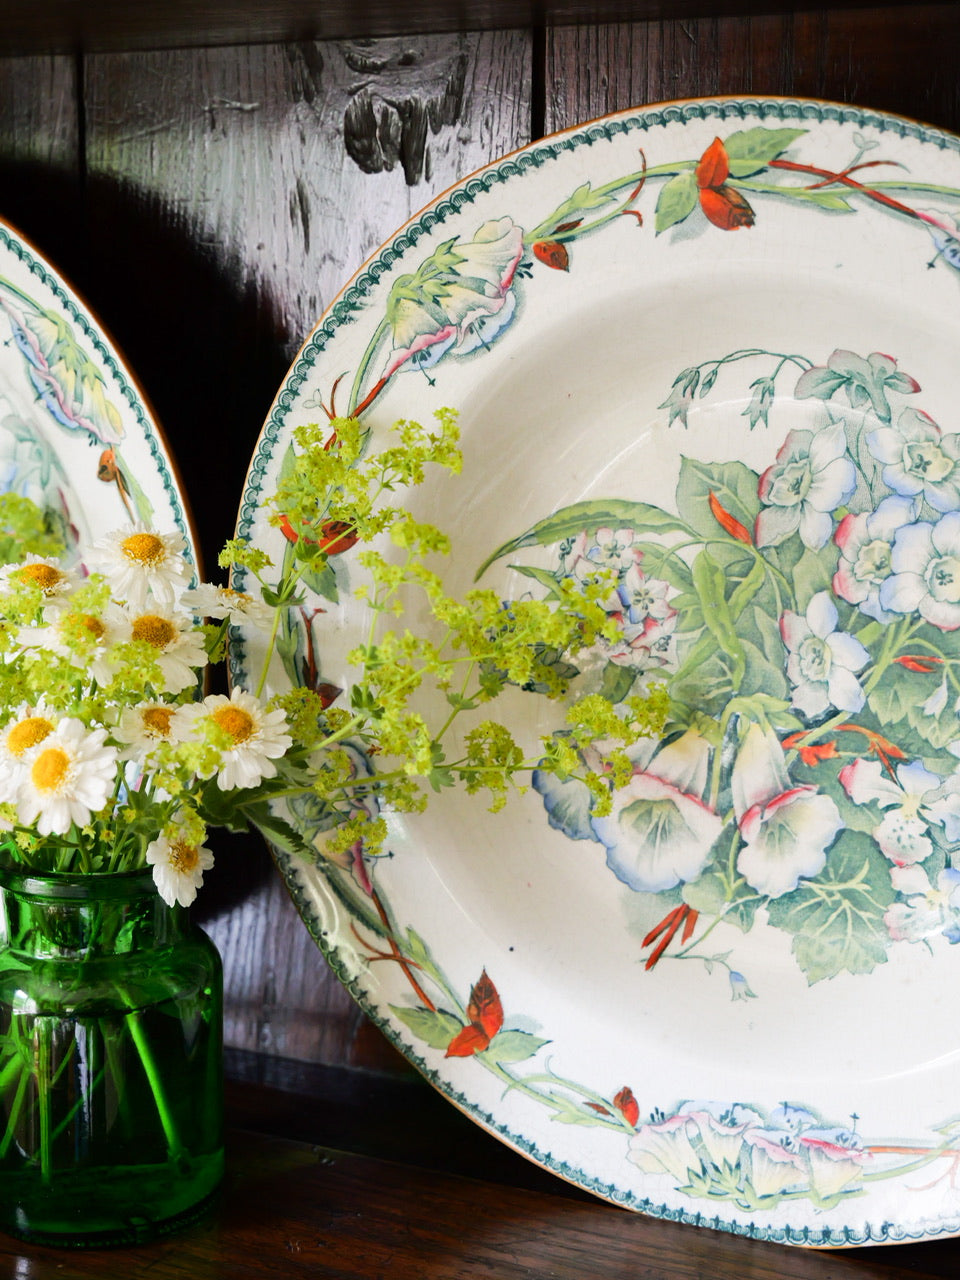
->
3, 5, 960, 1275
1, 1055, 958, 1279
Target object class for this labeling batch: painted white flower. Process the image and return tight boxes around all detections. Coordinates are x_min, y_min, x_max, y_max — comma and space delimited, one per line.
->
14, 718, 118, 836
180, 583, 274, 628
627, 1113, 702, 1182
591, 730, 723, 892
587, 527, 642, 575
382, 217, 523, 379
742, 1131, 806, 1198
880, 511, 960, 630
113, 701, 189, 759
734, 724, 843, 898
885, 863, 960, 943
832, 495, 918, 622
182, 687, 292, 790
146, 820, 215, 907
800, 1133, 870, 1201
867, 407, 960, 513
780, 592, 870, 719
839, 757, 942, 865
88, 524, 191, 610
124, 607, 207, 694
755, 422, 856, 549
0, 555, 78, 604
616, 564, 672, 626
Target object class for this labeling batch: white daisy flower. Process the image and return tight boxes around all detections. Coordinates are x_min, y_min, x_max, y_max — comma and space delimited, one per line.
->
124, 607, 207, 694
19, 602, 127, 687
113, 701, 189, 759
0, 701, 57, 794
89, 524, 191, 610
0, 556, 79, 604
183, 687, 292, 790
15, 718, 119, 836
146, 821, 215, 907
181, 583, 273, 629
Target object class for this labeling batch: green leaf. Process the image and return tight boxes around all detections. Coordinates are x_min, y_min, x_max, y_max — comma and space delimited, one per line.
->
299, 559, 339, 603
683, 868, 759, 933
655, 171, 698, 234
791, 543, 838, 610
766, 831, 895, 984
246, 804, 312, 857
724, 127, 806, 178
676, 457, 761, 542
475, 500, 691, 579
509, 563, 562, 596
391, 1005, 462, 1050
691, 550, 745, 686
479, 1029, 550, 1064
599, 660, 636, 703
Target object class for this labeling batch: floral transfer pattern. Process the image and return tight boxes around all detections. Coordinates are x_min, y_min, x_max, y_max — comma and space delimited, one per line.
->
480, 347, 960, 990
244, 111, 960, 1243
0, 268, 153, 535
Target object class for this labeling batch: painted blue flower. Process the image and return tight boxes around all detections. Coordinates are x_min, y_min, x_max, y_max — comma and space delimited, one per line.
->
832, 495, 918, 622
780, 592, 870, 719
880, 511, 960, 630
867, 407, 960, 512
755, 422, 856, 550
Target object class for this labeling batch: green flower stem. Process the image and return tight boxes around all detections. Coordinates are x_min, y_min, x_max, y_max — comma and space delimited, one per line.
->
347, 316, 392, 417
0, 1061, 29, 1160
523, 162, 692, 245
37, 1018, 53, 1186
122, 1002, 184, 1161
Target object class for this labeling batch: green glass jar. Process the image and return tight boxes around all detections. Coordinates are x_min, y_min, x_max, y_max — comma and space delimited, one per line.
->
0, 866, 224, 1246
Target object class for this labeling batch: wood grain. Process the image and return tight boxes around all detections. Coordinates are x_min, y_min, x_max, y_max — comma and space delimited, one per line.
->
0, 55, 80, 269
545, 5, 960, 134
77, 33, 531, 1066
4, 1108, 960, 1278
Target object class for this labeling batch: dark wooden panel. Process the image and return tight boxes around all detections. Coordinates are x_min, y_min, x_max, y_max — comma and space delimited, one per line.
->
76, 34, 531, 1067
0, 0, 919, 58
545, 4, 960, 134
0, 55, 80, 268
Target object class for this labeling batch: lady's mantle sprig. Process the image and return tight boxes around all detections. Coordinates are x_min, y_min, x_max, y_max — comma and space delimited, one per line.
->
0, 410, 667, 905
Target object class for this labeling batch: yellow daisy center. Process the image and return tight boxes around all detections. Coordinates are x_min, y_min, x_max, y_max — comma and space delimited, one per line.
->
222, 588, 250, 604
168, 839, 200, 874
74, 614, 106, 641
211, 705, 255, 745
132, 615, 177, 648
15, 563, 64, 593
7, 716, 55, 757
142, 707, 175, 737
121, 533, 165, 567
31, 746, 71, 794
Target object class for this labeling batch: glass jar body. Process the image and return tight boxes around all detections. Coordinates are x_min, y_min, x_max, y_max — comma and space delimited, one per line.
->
0, 867, 223, 1246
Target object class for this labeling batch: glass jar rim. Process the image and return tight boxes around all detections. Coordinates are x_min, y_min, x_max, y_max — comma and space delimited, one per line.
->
0, 864, 157, 902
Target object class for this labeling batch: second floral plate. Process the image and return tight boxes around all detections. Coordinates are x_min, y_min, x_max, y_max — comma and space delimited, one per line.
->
234, 98, 960, 1247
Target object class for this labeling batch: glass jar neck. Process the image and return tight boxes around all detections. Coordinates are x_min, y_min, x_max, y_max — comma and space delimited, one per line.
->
0, 868, 184, 959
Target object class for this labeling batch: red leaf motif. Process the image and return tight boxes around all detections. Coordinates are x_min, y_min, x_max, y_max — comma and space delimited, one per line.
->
445, 970, 504, 1058
613, 1087, 640, 1128
533, 240, 570, 271
894, 655, 942, 673
699, 186, 755, 230
695, 136, 730, 189
318, 520, 359, 556
445, 1024, 491, 1058
554, 219, 582, 233
798, 741, 838, 767
708, 491, 752, 543
466, 970, 504, 1041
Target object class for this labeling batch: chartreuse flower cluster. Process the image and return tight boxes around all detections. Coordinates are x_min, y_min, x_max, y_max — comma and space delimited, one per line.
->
0, 409, 667, 906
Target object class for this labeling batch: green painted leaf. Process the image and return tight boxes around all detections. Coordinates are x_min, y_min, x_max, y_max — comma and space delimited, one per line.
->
480, 1029, 550, 1064
683, 868, 759, 933
791, 543, 838, 611
691, 550, 745, 685
766, 831, 895, 984
655, 171, 698, 234
676, 457, 761, 541
391, 1005, 463, 1050
475, 500, 690, 579
724, 127, 806, 177
299, 559, 339, 602
599, 660, 636, 703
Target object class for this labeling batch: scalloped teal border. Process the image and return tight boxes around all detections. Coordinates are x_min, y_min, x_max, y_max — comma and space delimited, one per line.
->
0, 224, 193, 553
235, 98, 960, 1248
